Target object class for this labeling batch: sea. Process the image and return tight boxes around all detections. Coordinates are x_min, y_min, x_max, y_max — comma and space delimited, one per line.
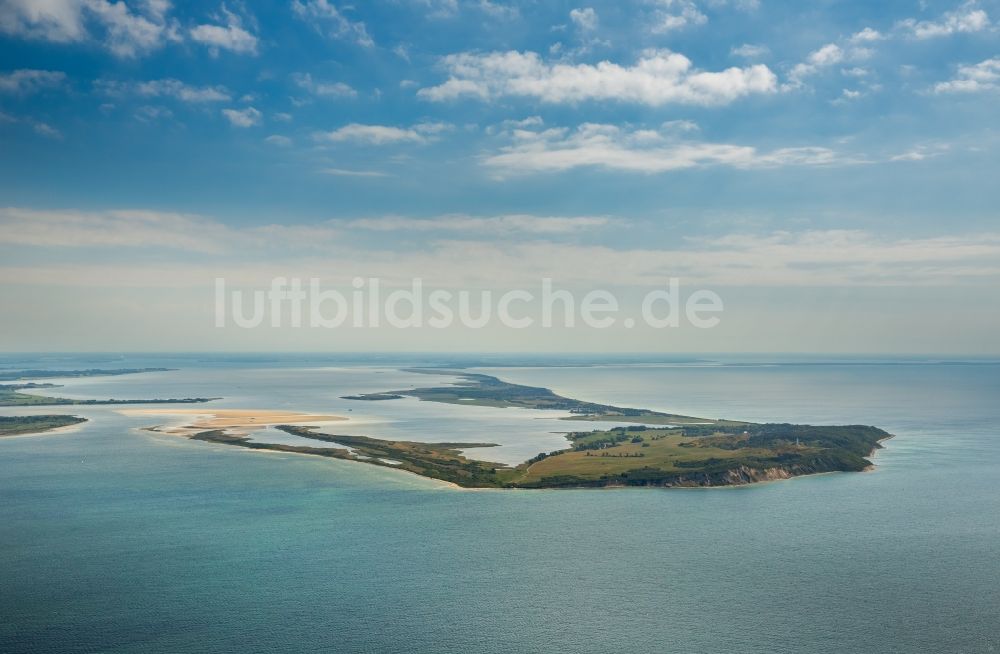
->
1, 353, 998, 654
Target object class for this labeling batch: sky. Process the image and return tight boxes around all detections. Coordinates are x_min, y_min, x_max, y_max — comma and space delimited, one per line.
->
0, 0, 998, 353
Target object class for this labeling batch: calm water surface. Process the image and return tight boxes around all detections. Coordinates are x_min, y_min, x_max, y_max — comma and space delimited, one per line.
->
1, 354, 998, 653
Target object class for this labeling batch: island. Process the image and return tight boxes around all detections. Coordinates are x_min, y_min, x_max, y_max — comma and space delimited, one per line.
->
0, 415, 88, 437
0, 368, 218, 407
146, 370, 892, 489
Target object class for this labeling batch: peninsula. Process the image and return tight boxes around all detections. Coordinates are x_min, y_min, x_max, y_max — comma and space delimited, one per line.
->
0, 415, 88, 437
0, 368, 218, 407
0, 368, 173, 381
159, 370, 891, 489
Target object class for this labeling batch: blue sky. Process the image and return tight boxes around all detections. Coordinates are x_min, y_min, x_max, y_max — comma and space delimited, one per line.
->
1, 0, 999, 353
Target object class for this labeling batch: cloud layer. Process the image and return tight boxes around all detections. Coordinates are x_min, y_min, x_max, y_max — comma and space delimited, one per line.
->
419, 49, 777, 106
3, 207, 999, 289
482, 123, 862, 175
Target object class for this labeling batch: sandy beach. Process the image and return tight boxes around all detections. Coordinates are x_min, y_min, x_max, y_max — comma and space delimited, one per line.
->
119, 408, 347, 436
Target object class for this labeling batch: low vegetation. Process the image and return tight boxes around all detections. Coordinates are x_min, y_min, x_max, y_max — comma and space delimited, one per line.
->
0, 415, 87, 436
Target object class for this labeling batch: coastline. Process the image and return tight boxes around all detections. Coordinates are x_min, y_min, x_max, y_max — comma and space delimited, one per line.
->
0, 420, 89, 439
863, 433, 896, 471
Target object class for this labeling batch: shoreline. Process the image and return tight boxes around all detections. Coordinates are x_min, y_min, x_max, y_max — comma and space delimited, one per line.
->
863, 433, 896, 471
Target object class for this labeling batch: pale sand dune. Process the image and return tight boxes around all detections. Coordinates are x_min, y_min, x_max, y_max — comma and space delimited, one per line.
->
119, 408, 347, 436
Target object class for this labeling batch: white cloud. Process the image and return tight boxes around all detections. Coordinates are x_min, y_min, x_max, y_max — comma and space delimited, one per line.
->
393, 44, 411, 61
569, 7, 598, 31
661, 119, 699, 133
933, 57, 1000, 93
321, 168, 391, 177
292, 73, 357, 98
411, 0, 459, 19
508, 116, 544, 128
31, 121, 61, 139
711, 0, 760, 10
134, 104, 173, 122
418, 49, 777, 106
222, 106, 261, 127
809, 44, 845, 67
850, 27, 883, 42
477, 0, 518, 19
292, 0, 373, 47
891, 151, 928, 162
0, 69, 65, 94
87, 0, 176, 57
0, 0, 87, 42
481, 122, 864, 176
897, 3, 990, 39
0, 112, 65, 138
787, 43, 848, 86
264, 134, 292, 146
782, 26, 889, 93
730, 43, 768, 58
99, 78, 231, 102
345, 214, 613, 234
314, 122, 450, 145
650, 0, 707, 33
190, 5, 258, 55
0, 0, 178, 57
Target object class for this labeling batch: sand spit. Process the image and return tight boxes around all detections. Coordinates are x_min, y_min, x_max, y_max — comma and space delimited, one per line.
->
119, 408, 347, 436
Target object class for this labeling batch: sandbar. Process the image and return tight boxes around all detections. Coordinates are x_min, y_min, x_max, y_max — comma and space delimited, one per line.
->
119, 408, 347, 436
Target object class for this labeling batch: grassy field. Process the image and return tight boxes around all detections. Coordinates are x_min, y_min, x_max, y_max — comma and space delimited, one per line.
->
508, 424, 884, 487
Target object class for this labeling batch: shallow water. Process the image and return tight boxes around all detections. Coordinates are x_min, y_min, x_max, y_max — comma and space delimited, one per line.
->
1, 354, 998, 653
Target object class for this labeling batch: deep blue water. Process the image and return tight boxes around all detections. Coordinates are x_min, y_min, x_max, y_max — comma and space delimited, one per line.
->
1, 355, 998, 653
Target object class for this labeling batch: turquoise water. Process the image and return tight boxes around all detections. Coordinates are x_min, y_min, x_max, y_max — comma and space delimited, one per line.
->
2, 355, 999, 653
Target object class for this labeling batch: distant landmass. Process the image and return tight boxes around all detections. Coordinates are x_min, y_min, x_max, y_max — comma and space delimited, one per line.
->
0, 368, 173, 382
0, 368, 217, 407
